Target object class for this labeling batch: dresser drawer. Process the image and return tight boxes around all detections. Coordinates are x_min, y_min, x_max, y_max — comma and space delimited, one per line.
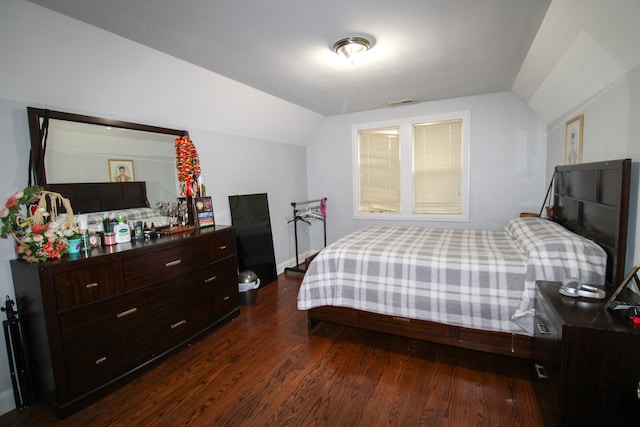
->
357, 311, 453, 342
54, 262, 123, 311
130, 310, 191, 363
64, 333, 130, 395
175, 257, 237, 307
533, 290, 562, 377
185, 300, 216, 335
122, 240, 209, 290
59, 282, 174, 350
532, 283, 565, 427
214, 281, 240, 317
211, 231, 236, 261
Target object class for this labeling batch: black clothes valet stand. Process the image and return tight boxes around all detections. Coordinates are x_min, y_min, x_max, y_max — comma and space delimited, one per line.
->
2, 295, 33, 409
285, 198, 327, 274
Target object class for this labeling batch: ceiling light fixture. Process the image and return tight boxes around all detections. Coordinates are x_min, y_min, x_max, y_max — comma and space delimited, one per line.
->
332, 37, 371, 63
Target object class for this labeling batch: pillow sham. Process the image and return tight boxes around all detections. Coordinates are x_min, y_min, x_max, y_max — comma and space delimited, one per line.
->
504, 216, 607, 285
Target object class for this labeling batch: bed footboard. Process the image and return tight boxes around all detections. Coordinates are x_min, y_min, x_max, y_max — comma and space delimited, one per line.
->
308, 306, 532, 359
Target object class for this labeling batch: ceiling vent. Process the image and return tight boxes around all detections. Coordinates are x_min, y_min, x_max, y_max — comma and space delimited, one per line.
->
387, 98, 416, 106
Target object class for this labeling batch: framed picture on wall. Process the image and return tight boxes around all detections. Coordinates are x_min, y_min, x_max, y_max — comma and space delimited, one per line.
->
564, 115, 583, 165
194, 196, 215, 228
109, 159, 135, 182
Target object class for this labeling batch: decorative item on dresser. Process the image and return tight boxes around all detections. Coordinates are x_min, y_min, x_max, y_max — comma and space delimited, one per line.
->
0, 186, 79, 263
11, 225, 239, 418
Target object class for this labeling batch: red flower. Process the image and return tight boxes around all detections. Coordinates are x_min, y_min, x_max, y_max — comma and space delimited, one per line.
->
31, 224, 48, 233
5, 196, 17, 208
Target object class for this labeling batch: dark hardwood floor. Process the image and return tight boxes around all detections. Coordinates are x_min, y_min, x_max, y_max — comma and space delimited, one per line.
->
0, 273, 543, 426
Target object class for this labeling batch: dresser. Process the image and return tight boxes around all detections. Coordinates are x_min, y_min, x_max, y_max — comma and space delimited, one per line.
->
10, 225, 239, 417
533, 281, 640, 426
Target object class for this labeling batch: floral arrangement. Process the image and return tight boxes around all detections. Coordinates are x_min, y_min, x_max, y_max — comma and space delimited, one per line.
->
0, 185, 77, 262
174, 135, 201, 196
14, 223, 69, 262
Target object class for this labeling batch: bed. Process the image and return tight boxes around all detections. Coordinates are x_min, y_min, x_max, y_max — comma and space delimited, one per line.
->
298, 159, 632, 358
45, 182, 173, 231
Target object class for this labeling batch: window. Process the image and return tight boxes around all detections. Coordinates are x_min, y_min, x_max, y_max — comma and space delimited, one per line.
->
353, 112, 469, 221
413, 120, 462, 215
357, 127, 400, 213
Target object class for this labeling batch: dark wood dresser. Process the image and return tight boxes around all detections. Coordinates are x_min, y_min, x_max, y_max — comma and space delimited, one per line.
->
533, 280, 640, 426
10, 225, 239, 417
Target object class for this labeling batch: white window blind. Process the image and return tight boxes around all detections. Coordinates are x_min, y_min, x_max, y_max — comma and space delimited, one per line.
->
358, 127, 400, 213
413, 120, 462, 214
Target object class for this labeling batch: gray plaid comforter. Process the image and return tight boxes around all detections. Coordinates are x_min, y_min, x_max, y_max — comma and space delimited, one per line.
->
297, 218, 607, 336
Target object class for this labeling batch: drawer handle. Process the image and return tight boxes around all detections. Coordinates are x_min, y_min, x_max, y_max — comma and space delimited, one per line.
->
637, 380, 640, 401
95, 356, 107, 365
165, 259, 182, 267
536, 322, 550, 335
392, 316, 410, 323
219, 245, 227, 250
85, 282, 99, 289
116, 307, 138, 318
170, 319, 187, 329
204, 276, 218, 283
223, 296, 230, 301
534, 363, 549, 379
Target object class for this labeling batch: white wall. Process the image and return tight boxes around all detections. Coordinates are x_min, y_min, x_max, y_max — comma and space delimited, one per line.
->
307, 92, 547, 242
545, 65, 640, 270
0, 0, 321, 414
0, 99, 34, 414
190, 127, 307, 271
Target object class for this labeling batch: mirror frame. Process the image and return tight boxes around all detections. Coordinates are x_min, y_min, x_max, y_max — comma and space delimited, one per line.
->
27, 107, 186, 187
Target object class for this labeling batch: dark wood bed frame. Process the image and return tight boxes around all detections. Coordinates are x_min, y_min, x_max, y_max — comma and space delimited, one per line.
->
46, 182, 150, 213
307, 159, 632, 359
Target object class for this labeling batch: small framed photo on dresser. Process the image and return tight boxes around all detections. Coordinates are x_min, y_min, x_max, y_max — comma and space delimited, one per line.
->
194, 196, 215, 228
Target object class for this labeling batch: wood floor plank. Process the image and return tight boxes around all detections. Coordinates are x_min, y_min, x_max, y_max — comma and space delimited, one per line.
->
0, 273, 543, 426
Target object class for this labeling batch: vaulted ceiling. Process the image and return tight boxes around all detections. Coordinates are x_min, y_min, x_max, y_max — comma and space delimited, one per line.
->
24, 0, 549, 116
24, 0, 640, 122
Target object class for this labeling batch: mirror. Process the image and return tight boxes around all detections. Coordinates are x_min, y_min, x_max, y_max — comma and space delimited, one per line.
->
27, 107, 186, 210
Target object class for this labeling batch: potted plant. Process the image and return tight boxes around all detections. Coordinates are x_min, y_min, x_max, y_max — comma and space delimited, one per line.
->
61, 224, 83, 254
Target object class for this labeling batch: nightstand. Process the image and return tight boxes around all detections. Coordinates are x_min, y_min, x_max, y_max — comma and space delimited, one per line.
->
533, 281, 640, 426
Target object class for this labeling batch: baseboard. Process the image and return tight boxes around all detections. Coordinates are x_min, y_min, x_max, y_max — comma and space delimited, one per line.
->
0, 388, 15, 416
278, 250, 318, 274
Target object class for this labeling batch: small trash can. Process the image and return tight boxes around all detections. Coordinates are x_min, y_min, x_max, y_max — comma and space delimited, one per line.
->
238, 270, 260, 305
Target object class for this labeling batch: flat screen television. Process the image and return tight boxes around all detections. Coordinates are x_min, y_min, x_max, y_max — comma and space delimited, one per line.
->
229, 193, 277, 287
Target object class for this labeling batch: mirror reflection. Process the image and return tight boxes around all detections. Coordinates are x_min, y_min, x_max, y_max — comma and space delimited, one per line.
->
44, 120, 179, 207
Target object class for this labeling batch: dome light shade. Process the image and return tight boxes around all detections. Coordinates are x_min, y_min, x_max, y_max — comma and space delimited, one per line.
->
332, 37, 371, 62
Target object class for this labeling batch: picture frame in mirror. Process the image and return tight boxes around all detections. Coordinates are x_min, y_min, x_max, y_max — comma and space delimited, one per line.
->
109, 159, 135, 182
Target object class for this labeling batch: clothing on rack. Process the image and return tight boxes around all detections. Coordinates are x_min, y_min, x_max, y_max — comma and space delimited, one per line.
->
295, 206, 324, 221
285, 197, 327, 274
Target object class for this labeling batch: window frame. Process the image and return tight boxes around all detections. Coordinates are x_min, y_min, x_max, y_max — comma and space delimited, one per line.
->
352, 111, 470, 221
